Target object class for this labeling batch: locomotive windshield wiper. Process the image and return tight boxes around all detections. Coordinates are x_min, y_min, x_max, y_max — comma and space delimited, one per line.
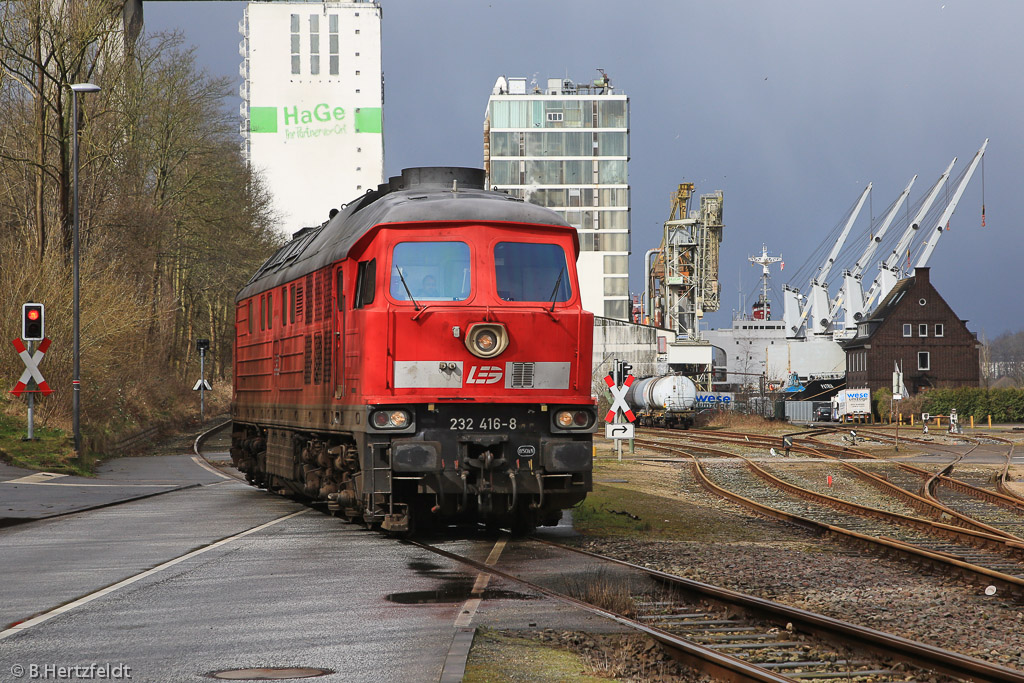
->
396, 267, 420, 311
548, 267, 564, 312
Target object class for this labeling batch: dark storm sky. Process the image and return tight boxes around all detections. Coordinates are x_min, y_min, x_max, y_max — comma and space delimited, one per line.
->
144, 0, 1019, 337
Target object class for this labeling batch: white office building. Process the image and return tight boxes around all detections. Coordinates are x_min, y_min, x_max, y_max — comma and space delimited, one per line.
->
483, 74, 631, 320
240, 0, 384, 232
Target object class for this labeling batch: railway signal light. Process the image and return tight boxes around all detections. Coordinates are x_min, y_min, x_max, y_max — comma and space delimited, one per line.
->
22, 303, 44, 341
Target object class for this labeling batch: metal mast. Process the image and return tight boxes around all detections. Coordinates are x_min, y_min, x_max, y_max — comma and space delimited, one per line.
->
748, 244, 782, 319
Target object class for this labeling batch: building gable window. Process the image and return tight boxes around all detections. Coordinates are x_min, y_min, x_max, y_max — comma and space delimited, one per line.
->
903, 324, 912, 337
918, 323, 928, 337
935, 323, 944, 337
918, 351, 930, 371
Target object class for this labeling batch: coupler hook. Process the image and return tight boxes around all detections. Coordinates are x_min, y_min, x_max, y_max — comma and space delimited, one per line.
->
530, 471, 544, 510
506, 469, 518, 513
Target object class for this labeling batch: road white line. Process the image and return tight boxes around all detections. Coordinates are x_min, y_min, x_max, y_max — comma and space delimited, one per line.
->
454, 534, 509, 627
0, 509, 308, 641
191, 456, 233, 480
2, 482, 178, 488
3, 472, 68, 484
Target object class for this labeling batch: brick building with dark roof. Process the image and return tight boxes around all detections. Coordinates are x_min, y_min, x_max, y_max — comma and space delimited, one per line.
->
842, 268, 980, 394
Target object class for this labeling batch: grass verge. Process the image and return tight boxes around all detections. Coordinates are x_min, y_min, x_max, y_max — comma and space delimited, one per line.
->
463, 628, 609, 682
0, 412, 93, 476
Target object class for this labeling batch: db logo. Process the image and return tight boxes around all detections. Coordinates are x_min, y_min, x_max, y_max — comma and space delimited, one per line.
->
466, 365, 503, 384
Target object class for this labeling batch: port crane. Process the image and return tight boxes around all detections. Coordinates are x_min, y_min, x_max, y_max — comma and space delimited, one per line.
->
863, 139, 987, 312
782, 183, 872, 338
859, 159, 955, 313
825, 175, 916, 339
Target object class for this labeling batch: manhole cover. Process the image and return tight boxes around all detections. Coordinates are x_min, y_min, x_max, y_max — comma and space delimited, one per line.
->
207, 668, 333, 680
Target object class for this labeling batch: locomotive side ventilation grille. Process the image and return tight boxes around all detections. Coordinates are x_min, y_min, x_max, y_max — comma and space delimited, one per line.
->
305, 274, 315, 322
313, 333, 323, 384
510, 362, 535, 388
303, 335, 313, 385
323, 332, 332, 385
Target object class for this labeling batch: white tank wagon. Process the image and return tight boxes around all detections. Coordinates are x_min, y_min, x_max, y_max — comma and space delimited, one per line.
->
625, 374, 698, 429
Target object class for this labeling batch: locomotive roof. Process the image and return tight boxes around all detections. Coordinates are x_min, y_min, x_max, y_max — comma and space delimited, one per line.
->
237, 167, 574, 301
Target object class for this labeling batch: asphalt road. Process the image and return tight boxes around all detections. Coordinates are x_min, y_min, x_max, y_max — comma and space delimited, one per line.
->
0, 447, 608, 682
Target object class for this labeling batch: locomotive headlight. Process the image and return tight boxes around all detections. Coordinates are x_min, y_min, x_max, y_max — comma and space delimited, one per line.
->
371, 409, 411, 430
465, 323, 508, 359
475, 330, 497, 353
553, 408, 595, 432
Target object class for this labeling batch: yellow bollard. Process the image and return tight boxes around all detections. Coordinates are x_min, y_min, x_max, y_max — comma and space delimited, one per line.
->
989, 414, 992, 428
910, 414, 914, 426
970, 415, 974, 429
937, 417, 941, 428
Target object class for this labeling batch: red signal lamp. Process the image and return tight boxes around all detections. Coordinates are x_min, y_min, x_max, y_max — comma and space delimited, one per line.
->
22, 303, 44, 341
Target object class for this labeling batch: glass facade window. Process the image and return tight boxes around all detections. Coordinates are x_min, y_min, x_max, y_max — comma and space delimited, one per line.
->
489, 160, 517, 186
494, 243, 571, 302
390, 242, 471, 301
604, 255, 628, 274
290, 14, 300, 74
525, 160, 592, 185
524, 131, 589, 157
599, 210, 628, 231
599, 188, 629, 206
596, 132, 627, 156
490, 100, 531, 128
597, 100, 627, 127
329, 14, 339, 75
491, 98, 624, 129
490, 132, 517, 157
601, 233, 629, 252
598, 160, 627, 184
604, 300, 630, 319
604, 277, 628, 296
309, 15, 320, 75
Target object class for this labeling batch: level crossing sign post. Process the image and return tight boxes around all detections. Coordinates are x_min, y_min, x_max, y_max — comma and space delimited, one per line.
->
194, 339, 211, 422
604, 359, 636, 462
10, 338, 53, 442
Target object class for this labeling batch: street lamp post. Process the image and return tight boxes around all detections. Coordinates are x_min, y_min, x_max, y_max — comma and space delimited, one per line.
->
70, 82, 100, 457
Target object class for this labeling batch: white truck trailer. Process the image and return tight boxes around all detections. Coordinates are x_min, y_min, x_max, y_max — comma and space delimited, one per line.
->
831, 388, 872, 422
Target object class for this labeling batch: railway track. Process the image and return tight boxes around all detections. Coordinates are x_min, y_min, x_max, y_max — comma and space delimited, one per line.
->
192, 423, 1024, 680
632, 435, 1024, 599
414, 535, 1024, 683
652, 427, 1024, 542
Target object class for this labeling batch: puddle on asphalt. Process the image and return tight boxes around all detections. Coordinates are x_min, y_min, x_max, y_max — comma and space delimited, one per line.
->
407, 559, 444, 573
386, 582, 536, 604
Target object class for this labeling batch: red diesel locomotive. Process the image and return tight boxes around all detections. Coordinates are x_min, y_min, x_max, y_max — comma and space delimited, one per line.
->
230, 167, 596, 533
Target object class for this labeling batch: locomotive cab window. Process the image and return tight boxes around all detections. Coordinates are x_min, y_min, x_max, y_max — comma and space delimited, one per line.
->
390, 241, 471, 301
494, 242, 571, 302
355, 258, 376, 308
